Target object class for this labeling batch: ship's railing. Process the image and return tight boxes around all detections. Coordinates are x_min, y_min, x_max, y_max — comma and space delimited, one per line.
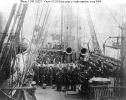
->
2, 86, 36, 91
1, 87, 36, 100
89, 85, 126, 100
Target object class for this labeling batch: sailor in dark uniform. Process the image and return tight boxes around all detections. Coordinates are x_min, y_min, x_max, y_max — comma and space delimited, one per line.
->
45, 65, 49, 85
33, 63, 39, 85
39, 64, 45, 86
95, 66, 104, 77
49, 66, 53, 86
102, 62, 109, 78
71, 67, 78, 91
53, 63, 58, 85
63, 66, 67, 89
64, 66, 71, 90
87, 66, 93, 79
80, 70, 90, 97
62, 64, 66, 86
56, 68, 63, 91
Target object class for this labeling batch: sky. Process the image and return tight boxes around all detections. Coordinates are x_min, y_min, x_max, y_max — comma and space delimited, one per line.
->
0, 2, 123, 60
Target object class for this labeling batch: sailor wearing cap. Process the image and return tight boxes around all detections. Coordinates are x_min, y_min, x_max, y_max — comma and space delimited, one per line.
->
56, 68, 63, 91
39, 63, 45, 86
33, 63, 39, 86
71, 67, 78, 91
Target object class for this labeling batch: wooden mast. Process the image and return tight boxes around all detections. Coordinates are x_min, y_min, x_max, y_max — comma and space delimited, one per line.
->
61, 4, 63, 63
120, 4, 126, 87
61, 4, 63, 46
0, 4, 17, 54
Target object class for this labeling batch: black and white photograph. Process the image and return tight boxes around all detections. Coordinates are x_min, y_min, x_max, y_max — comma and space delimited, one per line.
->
0, 1, 126, 100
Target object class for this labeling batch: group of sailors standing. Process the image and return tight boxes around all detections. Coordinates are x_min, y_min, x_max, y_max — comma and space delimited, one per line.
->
32, 62, 79, 91
31, 56, 120, 93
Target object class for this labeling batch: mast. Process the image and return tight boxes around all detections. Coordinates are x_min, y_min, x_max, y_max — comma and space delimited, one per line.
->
120, 4, 126, 87
61, 4, 64, 63
76, 4, 79, 60
61, 4, 63, 46
0, 4, 17, 54
15, 4, 28, 39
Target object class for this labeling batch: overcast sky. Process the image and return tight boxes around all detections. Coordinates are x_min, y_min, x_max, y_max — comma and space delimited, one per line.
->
0, 3, 122, 59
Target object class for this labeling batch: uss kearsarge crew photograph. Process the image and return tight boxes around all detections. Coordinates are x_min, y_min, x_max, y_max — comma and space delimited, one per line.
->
0, 2, 125, 100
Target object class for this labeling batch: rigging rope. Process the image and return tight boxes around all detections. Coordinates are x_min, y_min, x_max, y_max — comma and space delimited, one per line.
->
36, 4, 51, 45
82, 21, 91, 44
40, 4, 50, 34
39, 5, 60, 49
48, 5, 61, 37
35, 4, 46, 42
40, 4, 53, 43
85, 4, 102, 53
34, 4, 48, 43
0, 4, 22, 70
35, 4, 53, 57
37, 4, 44, 27
105, 4, 120, 27
36, 7, 52, 52
22, 4, 52, 84
31, 4, 40, 44
94, 28, 104, 51
22, 4, 40, 75
33, 4, 50, 50
24, 4, 53, 76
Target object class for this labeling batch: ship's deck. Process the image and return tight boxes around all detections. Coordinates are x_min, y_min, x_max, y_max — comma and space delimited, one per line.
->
35, 86, 87, 100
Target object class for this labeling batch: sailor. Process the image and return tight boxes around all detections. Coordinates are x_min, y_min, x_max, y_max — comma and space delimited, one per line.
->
87, 66, 93, 79
33, 63, 39, 86
92, 62, 98, 77
62, 63, 66, 86
24, 74, 34, 87
58, 62, 62, 68
64, 66, 68, 90
102, 63, 109, 78
80, 70, 90, 97
64, 66, 71, 90
53, 63, 58, 85
39, 63, 45, 86
75, 61, 78, 68
96, 66, 104, 77
79, 57, 85, 65
71, 67, 78, 91
108, 63, 114, 77
45, 65, 49, 85
56, 68, 63, 91
76, 65, 81, 85
114, 66, 121, 85
49, 66, 53, 86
